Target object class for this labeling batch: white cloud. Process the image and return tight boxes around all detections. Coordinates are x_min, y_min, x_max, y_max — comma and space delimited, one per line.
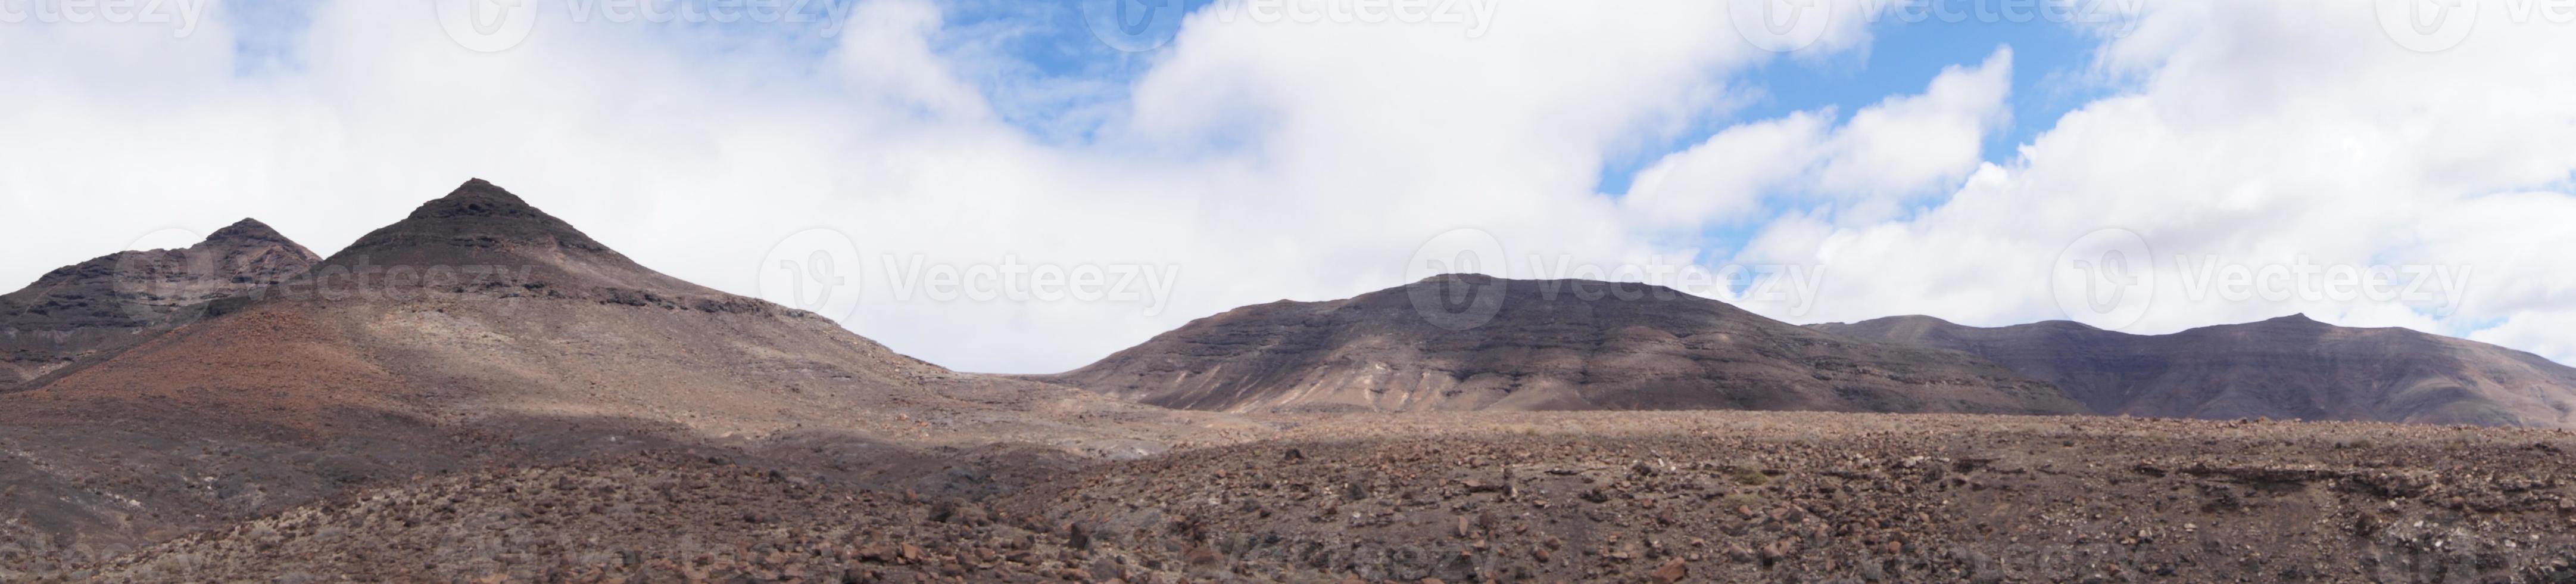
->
1811, 46, 2013, 206
4, 0, 2572, 374
0, 0, 1888, 373
1726, 1, 2576, 366
1619, 46, 2013, 230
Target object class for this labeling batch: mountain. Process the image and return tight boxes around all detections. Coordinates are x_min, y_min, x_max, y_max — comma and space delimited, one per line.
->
1033, 275, 2083, 415
0, 219, 319, 392
1810, 314, 2576, 427
0, 180, 1231, 570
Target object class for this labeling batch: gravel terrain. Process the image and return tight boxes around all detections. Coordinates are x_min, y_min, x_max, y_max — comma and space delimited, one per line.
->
66, 412, 2576, 583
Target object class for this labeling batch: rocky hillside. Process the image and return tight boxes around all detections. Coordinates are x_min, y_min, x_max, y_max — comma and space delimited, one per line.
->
1036, 275, 2082, 416
1813, 315, 2576, 428
0, 180, 1246, 573
0, 219, 317, 392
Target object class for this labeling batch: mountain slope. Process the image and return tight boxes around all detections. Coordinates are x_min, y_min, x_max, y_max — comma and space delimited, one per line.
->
0, 180, 1242, 571
1811, 315, 2576, 427
0, 219, 319, 392
1034, 275, 2082, 415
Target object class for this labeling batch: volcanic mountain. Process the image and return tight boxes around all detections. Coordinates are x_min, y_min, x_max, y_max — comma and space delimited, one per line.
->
0, 180, 1233, 570
1810, 315, 2576, 428
0, 219, 318, 392
1035, 275, 2083, 415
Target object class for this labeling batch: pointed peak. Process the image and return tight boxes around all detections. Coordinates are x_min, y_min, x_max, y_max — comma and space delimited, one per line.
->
202, 218, 291, 246
329, 179, 616, 264
411, 179, 544, 222
2265, 313, 2324, 325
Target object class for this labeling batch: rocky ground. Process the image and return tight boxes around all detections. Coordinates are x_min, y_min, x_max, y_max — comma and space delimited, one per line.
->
57, 411, 2576, 583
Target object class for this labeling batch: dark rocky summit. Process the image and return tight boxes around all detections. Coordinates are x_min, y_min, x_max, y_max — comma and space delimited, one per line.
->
1036, 275, 2083, 416
0, 218, 318, 392
1813, 314, 2576, 428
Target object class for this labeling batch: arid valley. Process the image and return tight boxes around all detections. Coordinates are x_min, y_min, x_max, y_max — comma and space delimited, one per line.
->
4, 182, 2575, 583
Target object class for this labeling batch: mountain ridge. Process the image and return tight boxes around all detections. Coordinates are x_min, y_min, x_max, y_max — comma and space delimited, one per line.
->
0, 218, 319, 392
0, 180, 1237, 568
1035, 274, 2084, 415
1811, 313, 2576, 427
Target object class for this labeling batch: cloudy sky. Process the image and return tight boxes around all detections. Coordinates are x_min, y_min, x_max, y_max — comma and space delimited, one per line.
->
2, 0, 2571, 373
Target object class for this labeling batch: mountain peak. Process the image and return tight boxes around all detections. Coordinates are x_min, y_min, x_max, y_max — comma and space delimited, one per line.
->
1046, 277, 2079, 415
332, 179, 614, 260
2262, 313, 2324, 326
410, 179, 546, 221
199, 218, 309, 253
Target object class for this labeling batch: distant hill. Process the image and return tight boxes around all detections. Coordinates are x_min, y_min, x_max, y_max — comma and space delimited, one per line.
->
1034, 275, 2082, 416
0, 219, 317, 392
1811, 315, 2576, 427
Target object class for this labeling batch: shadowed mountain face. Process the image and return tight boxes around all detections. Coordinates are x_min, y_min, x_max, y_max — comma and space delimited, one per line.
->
0, 219, 319, 392
0, 180, 1234, 570
1811, 315, 2576, 428
1036, 275, 2083, 416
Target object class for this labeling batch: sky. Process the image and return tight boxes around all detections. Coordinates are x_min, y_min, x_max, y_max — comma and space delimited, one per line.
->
2, 0, 2572, 374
